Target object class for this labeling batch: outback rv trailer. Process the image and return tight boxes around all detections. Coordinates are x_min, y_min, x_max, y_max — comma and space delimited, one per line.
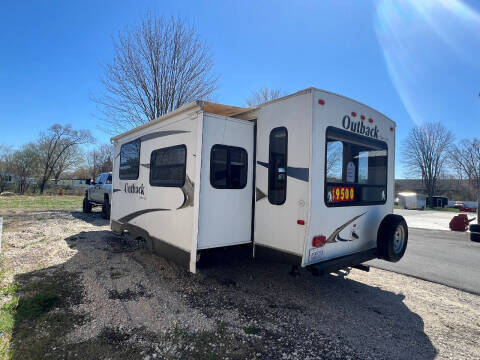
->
111, 88, 408, 274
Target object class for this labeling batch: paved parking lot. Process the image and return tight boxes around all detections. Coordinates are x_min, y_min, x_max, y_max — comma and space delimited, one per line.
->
394, 208, 476, 231
368, 227, 480, 295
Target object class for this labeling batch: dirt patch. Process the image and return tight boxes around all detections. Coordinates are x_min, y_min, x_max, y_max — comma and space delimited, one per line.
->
0, 210, 479, 359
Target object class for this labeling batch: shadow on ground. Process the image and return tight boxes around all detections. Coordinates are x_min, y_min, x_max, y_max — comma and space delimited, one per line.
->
8, 229, 438, 359
71, 211, 109, 226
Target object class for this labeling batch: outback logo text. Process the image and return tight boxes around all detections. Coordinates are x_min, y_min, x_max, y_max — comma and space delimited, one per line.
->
124, 183, 145, 196
342, 115, 379, 139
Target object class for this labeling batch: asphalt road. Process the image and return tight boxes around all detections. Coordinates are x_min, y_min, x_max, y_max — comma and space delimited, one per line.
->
368, 228, 480, 295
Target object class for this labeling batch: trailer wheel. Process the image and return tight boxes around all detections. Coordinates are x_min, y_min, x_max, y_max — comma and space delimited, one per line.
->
469, 224, 480, 242
377, 215, 408, 262
82, 197, 92, 213
102, 197, 111, 220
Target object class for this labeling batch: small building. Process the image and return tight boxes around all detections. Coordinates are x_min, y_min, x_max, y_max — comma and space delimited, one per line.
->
397, 192, 427, 210
427, 196, 448, 208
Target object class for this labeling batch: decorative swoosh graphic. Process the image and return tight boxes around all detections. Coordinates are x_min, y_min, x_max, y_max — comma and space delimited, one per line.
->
113, 188, 122, 193
326, 212, 367, 244
256, 187, 267, 201
177, 176, 195, 209
256, 161, 309, 182
115, 131, 190, 158
118, 208, 169, 223
139, 130, 190, 142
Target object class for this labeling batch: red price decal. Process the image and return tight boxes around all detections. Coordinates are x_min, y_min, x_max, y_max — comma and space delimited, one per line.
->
331, 186, 354, 202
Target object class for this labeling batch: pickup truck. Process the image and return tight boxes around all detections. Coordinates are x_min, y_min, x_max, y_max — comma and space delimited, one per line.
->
82, 172, 112, 219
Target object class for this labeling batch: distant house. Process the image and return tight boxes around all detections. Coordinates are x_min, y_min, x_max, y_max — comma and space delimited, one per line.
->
397, 192, 427, 210
395, 179, 475, 202
0, 172, 17, 189
51, 178, 91, 189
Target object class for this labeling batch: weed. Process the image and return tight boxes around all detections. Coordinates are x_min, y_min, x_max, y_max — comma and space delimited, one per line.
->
0, 297, 19, 334
1, 283, 18, 296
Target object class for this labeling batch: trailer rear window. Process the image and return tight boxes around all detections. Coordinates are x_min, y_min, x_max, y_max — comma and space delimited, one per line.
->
119, 139, 141, 180
269, 127, 288, 205
150, 145, 186, 187
210, 145, 248, 189
325, 127, 387, 206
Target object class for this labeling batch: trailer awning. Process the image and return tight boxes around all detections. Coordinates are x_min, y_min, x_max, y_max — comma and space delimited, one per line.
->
202, 101, 250, 117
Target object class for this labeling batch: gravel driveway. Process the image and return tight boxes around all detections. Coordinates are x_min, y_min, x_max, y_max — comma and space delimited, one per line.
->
0, 209, 479, 359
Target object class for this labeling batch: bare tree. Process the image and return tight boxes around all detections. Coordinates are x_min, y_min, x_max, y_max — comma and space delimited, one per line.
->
0, 145, 12, 192
450, 139, 480, 222
36, 124, 94, 194
402, 122, 454, 203
326, 141, 343, 180
6, 144, 39, 194
53, 145, 84, 184
94, 15, 218, 133
246, 87, 283, 107
87, 144, 114, 179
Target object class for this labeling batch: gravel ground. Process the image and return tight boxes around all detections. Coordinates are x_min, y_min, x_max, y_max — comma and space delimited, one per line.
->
0, 209, 479, 359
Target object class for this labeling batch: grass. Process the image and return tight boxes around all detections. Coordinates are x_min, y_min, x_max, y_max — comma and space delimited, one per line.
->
0, 195, 83, 210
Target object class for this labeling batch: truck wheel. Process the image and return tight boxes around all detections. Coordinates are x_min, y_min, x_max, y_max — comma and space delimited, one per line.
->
469, 224, 480, 242
377, 214, 408, 262
82, 197, 92, 213
102, 197, 110, 220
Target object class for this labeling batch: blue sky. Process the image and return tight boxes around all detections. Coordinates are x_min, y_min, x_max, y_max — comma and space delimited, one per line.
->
1, 0, 479, 177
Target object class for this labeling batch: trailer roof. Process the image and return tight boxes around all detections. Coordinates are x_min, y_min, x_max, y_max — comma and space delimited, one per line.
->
111, 88, 394, 142
111, 101, 252, 142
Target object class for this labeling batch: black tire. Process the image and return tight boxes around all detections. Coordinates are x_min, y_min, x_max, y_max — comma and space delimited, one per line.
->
470, 224, 480, 242
102, 197, 110, 220
82, 197, 92, 213
377, 214, 408, 262
469, 224, 480, 233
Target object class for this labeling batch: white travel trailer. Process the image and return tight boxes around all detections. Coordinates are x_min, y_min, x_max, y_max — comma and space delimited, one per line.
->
111, 88, 408, 274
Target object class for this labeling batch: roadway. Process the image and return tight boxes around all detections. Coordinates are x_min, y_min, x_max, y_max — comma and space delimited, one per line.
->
368, 227, 480, 295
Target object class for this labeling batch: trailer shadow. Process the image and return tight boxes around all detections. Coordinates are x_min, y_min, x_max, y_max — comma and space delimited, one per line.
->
8, 230, 438, 359
71, 210, 109, 226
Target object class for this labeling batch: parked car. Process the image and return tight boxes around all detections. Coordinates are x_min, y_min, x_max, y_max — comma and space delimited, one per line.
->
82, 172, 112, 219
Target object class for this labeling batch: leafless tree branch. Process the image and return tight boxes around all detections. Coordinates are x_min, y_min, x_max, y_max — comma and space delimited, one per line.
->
402, 122, 454, 201
246, 87, 283, 107
93, 14, 218, 134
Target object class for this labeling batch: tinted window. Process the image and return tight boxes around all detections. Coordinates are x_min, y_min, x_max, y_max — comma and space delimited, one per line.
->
210, 145, 248, 189
325, 127, 388, 206
268, 127, 288, 205
95, 175, 103, 184
120, 139, 141, 180
105, 174, 112, 184
150, 145, 186, 187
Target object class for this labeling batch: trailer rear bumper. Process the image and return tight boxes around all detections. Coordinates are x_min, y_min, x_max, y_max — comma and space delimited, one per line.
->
306, 248, 377, 275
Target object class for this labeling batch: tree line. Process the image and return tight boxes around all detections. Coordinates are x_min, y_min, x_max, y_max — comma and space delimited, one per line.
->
403, 121, 480, 217
0, 125, 113, 194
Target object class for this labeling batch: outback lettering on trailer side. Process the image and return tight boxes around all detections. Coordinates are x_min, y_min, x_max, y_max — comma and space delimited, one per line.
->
342, 115, 379, 139
124, 183, 145, 195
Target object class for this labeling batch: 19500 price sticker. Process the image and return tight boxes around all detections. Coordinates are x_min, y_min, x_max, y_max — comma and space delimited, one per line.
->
331, 186, 355, 202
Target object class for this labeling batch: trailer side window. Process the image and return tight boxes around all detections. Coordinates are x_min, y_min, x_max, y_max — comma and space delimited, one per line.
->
210, 145, 248, 189
268, 127, 288, 205
325, 127, 388, 207
150, 145, 186, 187
119, 139, 141, 180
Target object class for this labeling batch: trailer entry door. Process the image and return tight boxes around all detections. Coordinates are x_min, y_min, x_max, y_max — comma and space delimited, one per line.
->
197, 116, 254, 249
